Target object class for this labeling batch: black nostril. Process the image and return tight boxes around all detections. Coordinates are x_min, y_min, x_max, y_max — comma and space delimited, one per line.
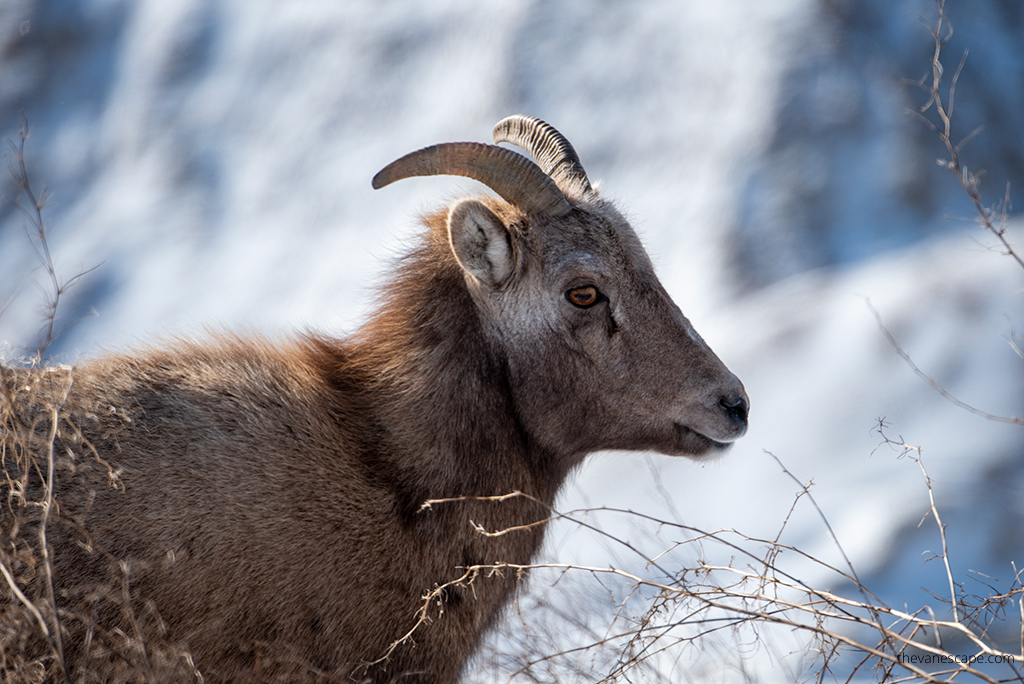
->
719, 394, 749, 425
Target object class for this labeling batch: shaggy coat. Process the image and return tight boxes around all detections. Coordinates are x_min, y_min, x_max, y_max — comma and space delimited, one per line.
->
1, 128, 747, 683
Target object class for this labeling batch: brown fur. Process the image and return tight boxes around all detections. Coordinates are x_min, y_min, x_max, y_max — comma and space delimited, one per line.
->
2, 173, 746, 682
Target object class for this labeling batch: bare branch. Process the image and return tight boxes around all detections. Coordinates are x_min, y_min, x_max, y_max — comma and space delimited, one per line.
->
916, 0, 1024, 271
867, 301, 1023, 426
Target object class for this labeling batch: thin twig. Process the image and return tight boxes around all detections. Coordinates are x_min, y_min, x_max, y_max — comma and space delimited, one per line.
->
3, 113, 98, 362
912, 451, 959, 625
39, 394, 74, 684
0, 558, 59, 659
917, 0, 1024, 271
867, 300, 1023, 425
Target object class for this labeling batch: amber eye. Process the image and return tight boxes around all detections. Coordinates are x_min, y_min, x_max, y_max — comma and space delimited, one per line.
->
566, 286, 601, 308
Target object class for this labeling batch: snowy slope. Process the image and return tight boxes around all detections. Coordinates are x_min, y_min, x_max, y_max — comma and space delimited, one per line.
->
0, 0, 813, 354
0, 0, 1021, 680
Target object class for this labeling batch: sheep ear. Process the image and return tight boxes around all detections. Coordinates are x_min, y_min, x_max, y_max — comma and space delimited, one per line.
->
447, 198, 514, 288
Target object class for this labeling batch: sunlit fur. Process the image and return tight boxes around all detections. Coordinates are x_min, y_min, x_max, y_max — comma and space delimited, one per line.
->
2, 172, 745, 682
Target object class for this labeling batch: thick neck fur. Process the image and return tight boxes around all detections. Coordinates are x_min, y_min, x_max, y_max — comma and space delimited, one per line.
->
309, 211, 564, 527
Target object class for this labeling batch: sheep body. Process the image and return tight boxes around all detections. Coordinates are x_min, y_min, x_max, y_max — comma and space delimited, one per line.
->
1, 119, 748, 683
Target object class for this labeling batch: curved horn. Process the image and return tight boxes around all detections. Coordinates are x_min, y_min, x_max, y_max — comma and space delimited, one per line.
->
372, 142, 572, 217
492, 115, 593, 198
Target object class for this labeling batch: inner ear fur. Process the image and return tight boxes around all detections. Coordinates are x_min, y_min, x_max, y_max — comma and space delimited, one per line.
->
447, 198, 515, 288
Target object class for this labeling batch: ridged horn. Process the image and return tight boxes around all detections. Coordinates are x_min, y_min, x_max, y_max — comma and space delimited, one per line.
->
492, 115, 593, 198
372, 142, 572, 217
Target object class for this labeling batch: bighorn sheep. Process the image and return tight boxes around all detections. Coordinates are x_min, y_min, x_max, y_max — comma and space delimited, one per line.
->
0, 116, 748, 683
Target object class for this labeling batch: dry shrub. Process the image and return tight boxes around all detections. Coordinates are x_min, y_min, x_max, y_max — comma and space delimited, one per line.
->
436, 445, 1024, 683
0, 119, 202, 683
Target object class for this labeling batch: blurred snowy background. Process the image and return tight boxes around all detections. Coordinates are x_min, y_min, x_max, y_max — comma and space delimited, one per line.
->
0, 0, 1021, 680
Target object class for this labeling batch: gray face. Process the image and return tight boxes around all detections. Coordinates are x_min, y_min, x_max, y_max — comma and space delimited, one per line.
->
448, 196, 748, 464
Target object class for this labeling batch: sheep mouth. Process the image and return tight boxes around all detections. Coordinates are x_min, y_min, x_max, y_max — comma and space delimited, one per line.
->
672, 423, 733, 456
